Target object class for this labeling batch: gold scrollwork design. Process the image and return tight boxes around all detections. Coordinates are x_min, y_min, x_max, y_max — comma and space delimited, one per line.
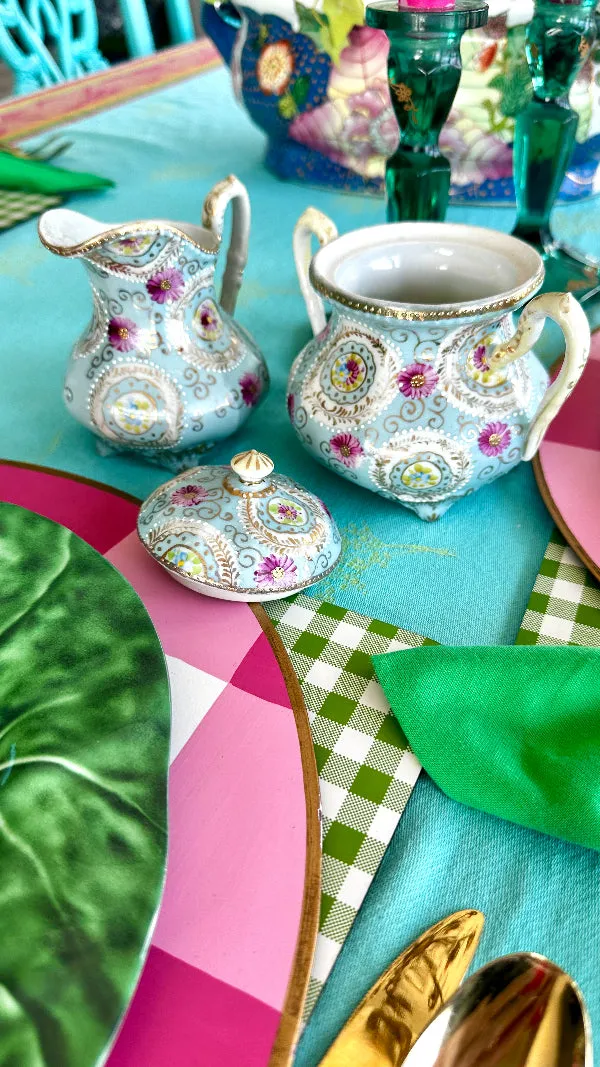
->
145, 517, 239, 590
237, 484, 328, 553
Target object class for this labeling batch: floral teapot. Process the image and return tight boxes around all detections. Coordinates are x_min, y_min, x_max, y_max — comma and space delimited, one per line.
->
39, 175, 269, 471
287, 209, 591, 520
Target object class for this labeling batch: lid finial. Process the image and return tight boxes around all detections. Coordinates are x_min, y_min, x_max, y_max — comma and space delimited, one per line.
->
230, 449, 274, 484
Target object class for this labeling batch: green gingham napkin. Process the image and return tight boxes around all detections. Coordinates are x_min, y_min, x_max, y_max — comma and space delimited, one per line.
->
0, 189, 62, 231
516, 530, 600, 646
264, 594, 434, 1018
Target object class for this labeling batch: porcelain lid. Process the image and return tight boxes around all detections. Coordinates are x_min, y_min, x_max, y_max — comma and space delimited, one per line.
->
137, 450, 341, 597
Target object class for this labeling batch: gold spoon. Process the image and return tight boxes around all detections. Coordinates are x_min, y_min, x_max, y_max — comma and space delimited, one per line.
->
402, 952, 590, 1067
318, 909, 485, 1067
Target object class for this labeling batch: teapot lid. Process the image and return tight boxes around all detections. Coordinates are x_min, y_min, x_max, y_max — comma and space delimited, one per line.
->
137, 450, 342, 602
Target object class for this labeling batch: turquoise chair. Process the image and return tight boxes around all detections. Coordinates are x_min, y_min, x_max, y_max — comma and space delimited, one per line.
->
0, 0, 107, 93
0, 0, 195, 95
119, 0, 195, 57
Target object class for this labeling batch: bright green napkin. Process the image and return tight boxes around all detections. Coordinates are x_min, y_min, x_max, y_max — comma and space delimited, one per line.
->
0, 150, 113, 194
373, 646, 600, 852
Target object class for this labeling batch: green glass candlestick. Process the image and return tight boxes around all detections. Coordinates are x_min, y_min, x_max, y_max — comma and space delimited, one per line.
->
512, 0, 600, 299
366, 0, 488, 223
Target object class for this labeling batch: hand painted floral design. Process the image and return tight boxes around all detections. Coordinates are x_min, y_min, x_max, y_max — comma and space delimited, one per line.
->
267, 497, 306, 526
171, 484, 209, 506
257, 40, 294, 96
400, 461, 442, 490
147, 268, 185, 304
397, 362, 439, 399
240, 372, 261, 407
289, 29, 398, 179
331, 352, 367, 392
330, 432, 364, 468
439, 115, 513, 186
472, 344, 490, 372
164, 545, 206, 578
112, 234, 154, 256
193, 298, 223, 342
287, 392, 295, 421
478, 421, 512, 456
254, 553, 298, 586
278, 503, 299, 521
112, 392, 157, 435
108, 316, 139, 353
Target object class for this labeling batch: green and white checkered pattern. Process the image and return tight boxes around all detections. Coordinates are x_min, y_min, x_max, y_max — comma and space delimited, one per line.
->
264, 593, 434, 1018
517, 529, 600, 647
0, 189, 61, 232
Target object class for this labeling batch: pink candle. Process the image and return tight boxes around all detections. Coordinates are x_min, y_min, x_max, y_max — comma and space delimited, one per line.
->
399, 0, 455, 8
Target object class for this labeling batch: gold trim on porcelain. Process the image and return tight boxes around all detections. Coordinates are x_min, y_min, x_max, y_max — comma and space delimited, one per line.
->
154, 552, 340, 595
222, 473, 276, 498
309, 264, 545, 321
38, 218, 219, 258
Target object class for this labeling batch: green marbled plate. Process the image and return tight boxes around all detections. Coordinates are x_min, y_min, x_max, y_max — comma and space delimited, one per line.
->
0, 503, 170, 1067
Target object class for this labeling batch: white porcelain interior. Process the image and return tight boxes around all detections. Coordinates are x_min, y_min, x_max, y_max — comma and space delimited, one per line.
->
38, 208, 219, 253
312, 222, 544, 311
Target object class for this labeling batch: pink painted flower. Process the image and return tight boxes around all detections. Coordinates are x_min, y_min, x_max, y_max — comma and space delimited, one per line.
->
473, 344, 490, 372
397, 362, 439, 399
330, 432, 364, 468
194, 299, 222, 341
146, 267, 185, 304
115, 234, 152, 255
478, 421, 512, 457
289, 82, 397, 176
171, 484, 208, 506
108, 316, 139, 353
278, 503, 299, 522
240, 372, 261, 407
439, 116, 513, 186
287, 392, 295, 421
289, 29, 399, 177
254, 554, 297, 586
345, 358, 362, 385
257, 40, 294, 96
342, 85, 398, 159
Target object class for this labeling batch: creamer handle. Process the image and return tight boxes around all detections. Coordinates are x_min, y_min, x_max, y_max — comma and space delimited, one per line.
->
202, 174, 250, 316
293, 207, 338, 337
488, 292, 590, 461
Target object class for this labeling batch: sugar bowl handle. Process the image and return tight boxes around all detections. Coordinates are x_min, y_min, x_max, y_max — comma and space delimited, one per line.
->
202, 174, 250, 316
293, 207, 338, 337
488, 292, 590, 461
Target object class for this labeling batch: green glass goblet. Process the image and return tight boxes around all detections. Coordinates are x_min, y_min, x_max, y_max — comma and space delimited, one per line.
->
366, 0, 488, 223
512, 0, 600, 300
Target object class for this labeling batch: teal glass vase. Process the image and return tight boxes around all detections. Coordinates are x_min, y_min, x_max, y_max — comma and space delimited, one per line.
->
366, 0, 488, 223
512, 0, 599, 299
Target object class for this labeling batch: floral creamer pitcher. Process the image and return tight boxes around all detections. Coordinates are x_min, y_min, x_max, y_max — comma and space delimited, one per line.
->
288, 210, 591, 520
39, 175, 268, 471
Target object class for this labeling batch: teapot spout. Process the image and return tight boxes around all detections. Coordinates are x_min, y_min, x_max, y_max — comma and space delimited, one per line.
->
38, 208, 112, 257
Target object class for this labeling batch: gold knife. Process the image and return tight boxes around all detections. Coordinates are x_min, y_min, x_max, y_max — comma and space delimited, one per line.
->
318, 909, 484, 1067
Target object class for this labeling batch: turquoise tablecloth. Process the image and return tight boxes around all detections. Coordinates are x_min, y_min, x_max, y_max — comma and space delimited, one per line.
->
2, 64, 600, 1063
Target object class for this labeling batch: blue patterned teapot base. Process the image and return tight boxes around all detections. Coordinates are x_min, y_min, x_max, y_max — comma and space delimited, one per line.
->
264, 139, 383, 196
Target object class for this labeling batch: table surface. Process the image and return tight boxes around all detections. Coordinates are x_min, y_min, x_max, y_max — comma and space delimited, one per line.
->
2, 60, 600, 1065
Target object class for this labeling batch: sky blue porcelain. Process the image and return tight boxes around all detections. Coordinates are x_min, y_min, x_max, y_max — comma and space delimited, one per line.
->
289, 213, 591, 520
38, 176, 268, 472
137, 448, 342, 601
